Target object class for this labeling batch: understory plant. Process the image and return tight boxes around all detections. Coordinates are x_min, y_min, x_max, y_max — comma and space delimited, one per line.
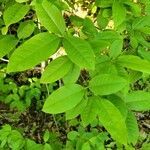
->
0, 0, 150, 149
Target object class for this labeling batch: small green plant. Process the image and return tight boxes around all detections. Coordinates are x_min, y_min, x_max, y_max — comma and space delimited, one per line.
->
0, 77, 42, 111
0, 0, 150, 149
66, 130, 108, 149
0, 124, 57, 150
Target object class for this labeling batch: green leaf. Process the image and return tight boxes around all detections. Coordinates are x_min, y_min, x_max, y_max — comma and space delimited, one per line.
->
108, 95, 128, 118
89, 74, 127, 95
132, 16, 150, 30
97, 9, 111, 29
138, 27, 150, 34
41, 56, 73, 83
67, 131, 79, 141
35, 0, 66, 35
66, 98, 87, 120
82, 18, 98, 37
17, 20, 35, 39
134, 31, 150, 48
89, 31, 122, 53
141, 143, 150, 150
97, 99, 128, 145
26, 139, 43, 150
3, 3, 29, 27
95, 0, 113, 8
110, 39, 123, 58
123, 1, 141, 17
138, 48, 150, 61
81, 97, 99, 127
7, 33, 60, 72
42, 84, 85, 114
128, 70, 142, 83
63, 36, 95, 70
0, 35, 18, 58
0, 124, 11, 142
130, 36, 138, 49
125, 91, 150, 111
117, 55, 150, 74
125, 111, 139, 145
82, 142, 91, 150
63, 64, 80, 84
7, 130, 24, 150
70, 15, 83, 27
112, 1, 126, 27
91, 31, 121, 42
44, 143, 52, 150
90, 56, 118, 77
52, 0, 70, 11
89, 134, 107, 150
43, 130, 50, 143
15, 0, 29, 3
97, 15, 109, 29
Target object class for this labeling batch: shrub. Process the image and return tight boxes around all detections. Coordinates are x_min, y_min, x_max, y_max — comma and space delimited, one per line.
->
0, 0, 150, 149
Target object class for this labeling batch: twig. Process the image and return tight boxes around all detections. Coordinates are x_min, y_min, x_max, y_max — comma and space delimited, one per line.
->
0, 58, 9, 62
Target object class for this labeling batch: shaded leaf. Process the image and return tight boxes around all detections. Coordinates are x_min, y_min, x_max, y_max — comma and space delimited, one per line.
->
63, 64, 80, 84
138, 48, 150, 61
81, 97, 99, 127
25, 139, 43, 150
0, 35, 18, 58
66, 98, 87, 120
108, 95, 128, 118
17, 20, 35, 39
